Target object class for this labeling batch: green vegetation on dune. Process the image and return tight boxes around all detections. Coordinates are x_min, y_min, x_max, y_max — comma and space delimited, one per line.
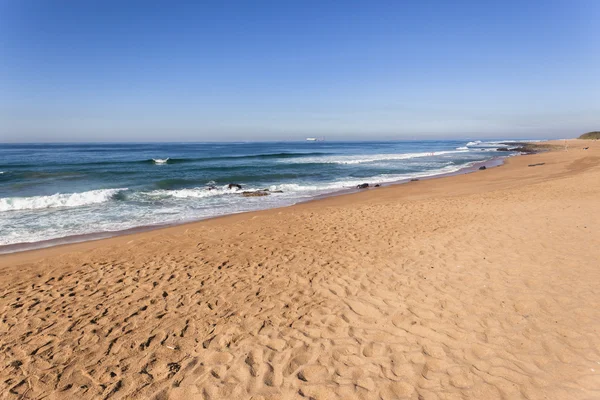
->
578, 131, 600, 139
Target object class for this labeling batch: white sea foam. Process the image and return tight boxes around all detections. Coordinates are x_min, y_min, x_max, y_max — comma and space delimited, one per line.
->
146, 188, 223, 199
466, 141, 502, 148
153, 158, 169, 164
0, 188, 127, 212
142, 161, 479, 203
144, 185, 242, 199
267, 163, 474, 193
465, 139, 540, 149
500, 139, 542, 143
286, 150, 469, 165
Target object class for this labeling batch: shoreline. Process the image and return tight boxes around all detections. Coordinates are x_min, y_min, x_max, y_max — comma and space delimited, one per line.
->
0, 155, 508, 255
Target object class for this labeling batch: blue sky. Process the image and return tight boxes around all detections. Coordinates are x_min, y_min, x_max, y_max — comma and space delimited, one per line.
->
1, 1, 598, 142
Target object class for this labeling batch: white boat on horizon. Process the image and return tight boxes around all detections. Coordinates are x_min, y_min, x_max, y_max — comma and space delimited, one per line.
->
306, 137, 317, 141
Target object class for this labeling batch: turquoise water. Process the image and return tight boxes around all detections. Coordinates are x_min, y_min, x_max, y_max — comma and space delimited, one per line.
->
0, 140, 530, 247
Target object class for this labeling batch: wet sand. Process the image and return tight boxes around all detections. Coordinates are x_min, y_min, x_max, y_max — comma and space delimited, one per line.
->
1, 140, 599, 399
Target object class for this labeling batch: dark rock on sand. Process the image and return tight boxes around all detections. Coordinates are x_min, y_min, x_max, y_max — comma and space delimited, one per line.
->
356, 183, 369, 189
479, 166, 487, 170
242, 191, 269, 197
374, 184, 380, 187
511, 146, 536, 153
496, 144, 537, 153
410, 178, 419, 182
259, 188, 283, 193
228, 183, 242, 190
528, 163, 545, 167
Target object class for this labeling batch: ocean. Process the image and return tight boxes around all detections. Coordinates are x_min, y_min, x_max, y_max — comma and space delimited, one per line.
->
0, 140, 532, 250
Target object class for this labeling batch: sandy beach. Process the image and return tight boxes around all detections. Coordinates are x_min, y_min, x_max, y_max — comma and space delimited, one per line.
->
1, 139, 599, 399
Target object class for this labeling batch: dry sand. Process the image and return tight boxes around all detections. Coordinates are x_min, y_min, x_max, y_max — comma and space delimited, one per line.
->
1, 140, 599, 400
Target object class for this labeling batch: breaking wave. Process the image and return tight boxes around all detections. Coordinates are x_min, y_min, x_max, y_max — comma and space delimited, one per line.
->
0, 188, 128, 212
289, 150, 469, 165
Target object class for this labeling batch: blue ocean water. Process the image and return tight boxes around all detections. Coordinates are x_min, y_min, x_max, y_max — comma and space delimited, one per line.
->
0, 140, 529, 248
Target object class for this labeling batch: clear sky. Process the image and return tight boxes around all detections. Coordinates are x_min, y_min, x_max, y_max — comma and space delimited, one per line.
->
1, 1, 598, 142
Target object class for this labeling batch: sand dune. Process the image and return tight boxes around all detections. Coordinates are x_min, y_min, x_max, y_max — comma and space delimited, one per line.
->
1, 140, 599, 399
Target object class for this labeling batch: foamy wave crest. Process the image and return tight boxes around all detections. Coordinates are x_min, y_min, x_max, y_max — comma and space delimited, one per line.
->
144, 185, 246, 199
465, 140, 534, 149
288, 150, 468, 165
153, 158, 170, 164
465, 141, 511, 151
0, 188, 127, 212
267, 163, 474, 193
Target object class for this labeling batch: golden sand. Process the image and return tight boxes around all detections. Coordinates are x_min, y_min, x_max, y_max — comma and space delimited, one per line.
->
1, 140, 599, 399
